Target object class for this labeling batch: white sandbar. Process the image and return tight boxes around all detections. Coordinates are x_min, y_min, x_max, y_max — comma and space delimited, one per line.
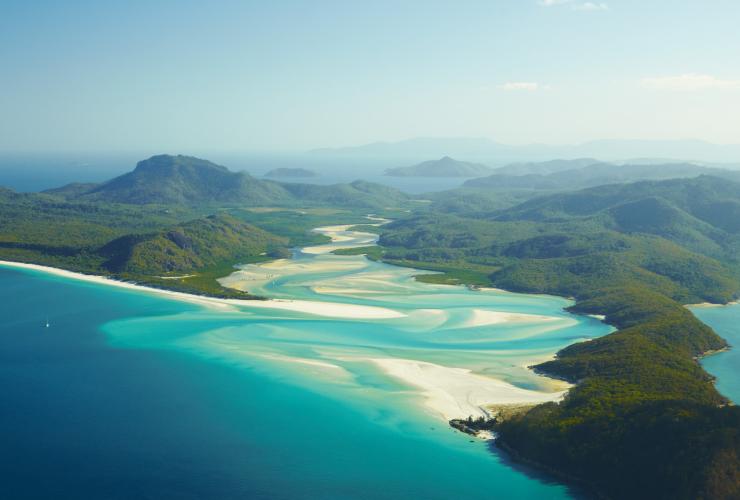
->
0, 260, 404, 319
464, 309, 560, 328
371, 358, 568, 421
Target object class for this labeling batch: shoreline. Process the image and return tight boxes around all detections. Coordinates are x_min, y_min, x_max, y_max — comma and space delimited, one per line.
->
0, 255, 582, 422
0, 260, 242, 311
0, 221, 600, 427
696, 346, 731, 360
0, 260, 406, 320
369, 358, 570, 422
686, 300, 740, 309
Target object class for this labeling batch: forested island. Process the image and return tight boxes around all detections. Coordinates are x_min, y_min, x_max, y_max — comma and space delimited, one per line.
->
385, 156, 494, 177
1, 153, 739, 499
0, 155, 407, 297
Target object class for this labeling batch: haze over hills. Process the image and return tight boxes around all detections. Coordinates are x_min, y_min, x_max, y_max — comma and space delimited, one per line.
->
311, 137, 512, 159
385, 156, 493, 177
310, 137, 740, 164
463, 161, 740, 191
81, 155, 290, 205
492, 158, 608, 176
264, 167, 318, 178
492, 175, 740, 258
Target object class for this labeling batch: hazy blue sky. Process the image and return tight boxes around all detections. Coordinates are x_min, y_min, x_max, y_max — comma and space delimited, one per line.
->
2, 0, 739, 151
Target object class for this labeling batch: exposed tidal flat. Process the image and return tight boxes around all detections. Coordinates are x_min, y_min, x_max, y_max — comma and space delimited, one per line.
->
0, 222, 612, 498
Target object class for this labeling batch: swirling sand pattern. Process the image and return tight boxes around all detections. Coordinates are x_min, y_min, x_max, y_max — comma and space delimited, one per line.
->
105, 218, 612, 422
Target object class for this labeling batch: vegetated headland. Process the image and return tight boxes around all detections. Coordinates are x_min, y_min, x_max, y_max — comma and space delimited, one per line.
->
2, 153, 739, 499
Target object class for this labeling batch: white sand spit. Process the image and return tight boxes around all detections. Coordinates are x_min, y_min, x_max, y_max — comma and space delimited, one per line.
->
241, 298, 405, 319
259, 353, 345, 370
465, 309, 560, 328
371, 358, 568, 421
0, 261, 404, 319
0, 261, 238, 311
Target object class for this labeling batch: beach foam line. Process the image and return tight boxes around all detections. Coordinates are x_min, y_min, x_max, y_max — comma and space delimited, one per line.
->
0, 260, 239, 311
370, 358, 568, 421
0, 260, 405, 320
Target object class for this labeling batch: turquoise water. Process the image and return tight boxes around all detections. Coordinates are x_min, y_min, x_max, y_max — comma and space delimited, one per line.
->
0, 223, 613, 498
690, 305, 740, 403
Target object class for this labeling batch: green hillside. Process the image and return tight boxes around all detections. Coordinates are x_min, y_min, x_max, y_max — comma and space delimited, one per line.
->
463, 162, 740, 192
82, 154, 292, 205
54, 154, 410, 210
281, 179, 409, 209
492, 158, 606, 176
0, 194, 291, 298
385, 156, 493, 177
377, 176, 740, 499
100, 213, 285, 275
495, 175, 740, 257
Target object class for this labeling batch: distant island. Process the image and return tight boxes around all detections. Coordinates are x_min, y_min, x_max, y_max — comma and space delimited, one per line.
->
463, 160, 739, 191
265, 167, 318, 178
46, 154, 406, 208
0, 154, 409, 298
310, 136, 740, 163
385, 156, 494, 177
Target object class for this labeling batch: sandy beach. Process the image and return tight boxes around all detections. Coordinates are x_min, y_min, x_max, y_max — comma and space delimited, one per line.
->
0, 218, 591, 426
370, 358, 569, 420
464, 309, 560, 328
687, 301, 739, 308
238, 297, 406, 319
302, 224, 379, 254
0, 260, 405, 320
0, 260, 241, 311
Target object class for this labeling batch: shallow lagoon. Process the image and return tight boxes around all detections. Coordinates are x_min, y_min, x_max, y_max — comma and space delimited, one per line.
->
690, 304, 740, 403
0, 223, 613, 498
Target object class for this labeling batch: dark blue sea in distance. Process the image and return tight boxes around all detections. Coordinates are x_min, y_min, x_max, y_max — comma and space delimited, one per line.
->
0, 152, 484, 194
0, 266, 575, 499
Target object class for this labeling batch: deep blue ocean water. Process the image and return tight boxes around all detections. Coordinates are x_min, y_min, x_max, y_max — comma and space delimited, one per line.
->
0, 266, 578, 499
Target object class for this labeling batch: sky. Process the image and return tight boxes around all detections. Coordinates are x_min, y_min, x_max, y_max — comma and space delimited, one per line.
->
1, 0, 740, 152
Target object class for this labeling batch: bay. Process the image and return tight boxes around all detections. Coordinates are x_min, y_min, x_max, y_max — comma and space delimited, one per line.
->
0, 223, 613, 499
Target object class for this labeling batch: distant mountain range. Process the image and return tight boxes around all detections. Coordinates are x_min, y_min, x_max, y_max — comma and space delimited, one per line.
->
463, 160, 740, 191
385, 156, 493, 177
46, 154, 408, 209
264, 167, 318, 178
492, 158, 608, 176
310, 137, 740, 164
